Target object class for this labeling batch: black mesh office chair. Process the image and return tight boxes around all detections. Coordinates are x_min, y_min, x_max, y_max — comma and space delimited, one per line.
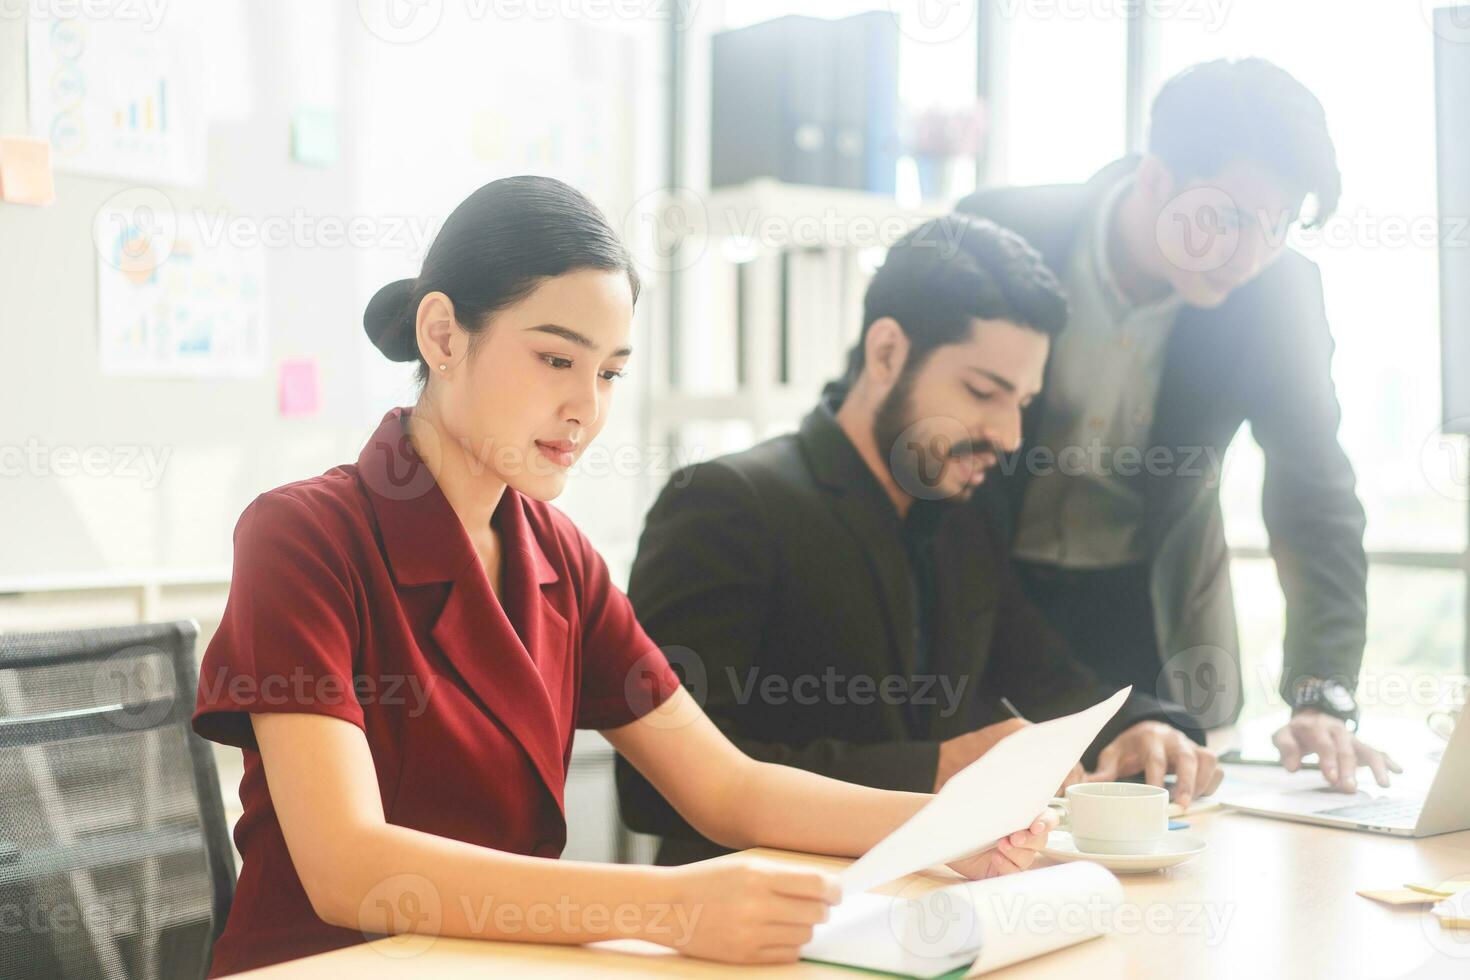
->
0, 621, 236, 980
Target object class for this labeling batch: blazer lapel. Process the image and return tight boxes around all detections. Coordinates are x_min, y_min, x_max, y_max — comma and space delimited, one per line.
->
929, 505, 998, 688
797, 404, 916, 678
357, 407, 569, 815
429, 558, 568, 814
1144, 302, 1238, 537
493, 491, 572, 735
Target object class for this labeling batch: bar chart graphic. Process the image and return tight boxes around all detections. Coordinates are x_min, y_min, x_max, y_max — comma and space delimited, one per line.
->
27, 15, 204, 186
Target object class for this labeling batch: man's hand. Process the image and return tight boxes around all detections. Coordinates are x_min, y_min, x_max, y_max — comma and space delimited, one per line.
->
1272, 709, 1402, 792
935, 718, 1028, 792
1058, 762, 1086, 795
946, 809, 1060, 880
1086, 721, 1222, 807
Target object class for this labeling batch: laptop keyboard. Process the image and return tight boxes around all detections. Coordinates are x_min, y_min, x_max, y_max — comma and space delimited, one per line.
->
1316, 798, 1422, 825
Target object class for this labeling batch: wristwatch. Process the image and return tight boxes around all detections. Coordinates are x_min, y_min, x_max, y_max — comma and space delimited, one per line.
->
1289, 676, 1360, 729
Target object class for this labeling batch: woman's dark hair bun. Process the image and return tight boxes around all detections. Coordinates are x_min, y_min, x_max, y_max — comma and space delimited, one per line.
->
363, 278, 420, 362
361, 175, 641, 382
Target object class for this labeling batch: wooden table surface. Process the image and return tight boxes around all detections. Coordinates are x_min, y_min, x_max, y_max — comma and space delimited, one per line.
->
237, 801, 1470, 979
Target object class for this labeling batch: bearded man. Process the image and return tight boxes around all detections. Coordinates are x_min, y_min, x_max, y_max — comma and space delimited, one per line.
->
615, 213, 1220, 865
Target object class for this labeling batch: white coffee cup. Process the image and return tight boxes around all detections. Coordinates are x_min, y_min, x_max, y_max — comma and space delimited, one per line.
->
1048, 782, 1169, 855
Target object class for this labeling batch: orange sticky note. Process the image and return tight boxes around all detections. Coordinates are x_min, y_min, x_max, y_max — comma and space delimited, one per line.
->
0, 137, 56, 206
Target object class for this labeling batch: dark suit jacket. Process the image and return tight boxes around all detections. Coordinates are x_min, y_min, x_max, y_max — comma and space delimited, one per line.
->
955, 157, 1369, 722
616, 400, 1198, 863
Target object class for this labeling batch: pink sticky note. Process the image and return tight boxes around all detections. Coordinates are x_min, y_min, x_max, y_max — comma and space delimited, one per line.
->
0, 136, 56, 206
278, 359, 320, 417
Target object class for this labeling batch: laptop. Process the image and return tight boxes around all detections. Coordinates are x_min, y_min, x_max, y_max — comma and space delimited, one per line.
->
1222, 711, 1470, 837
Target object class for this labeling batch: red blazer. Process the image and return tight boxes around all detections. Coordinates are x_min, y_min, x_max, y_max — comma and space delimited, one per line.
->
193, 406, 680, 976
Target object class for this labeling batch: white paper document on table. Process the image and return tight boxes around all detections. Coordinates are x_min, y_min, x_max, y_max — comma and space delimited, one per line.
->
839, 687, 1131, 896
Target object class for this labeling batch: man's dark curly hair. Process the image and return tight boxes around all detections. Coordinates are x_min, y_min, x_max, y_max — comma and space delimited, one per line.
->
1149, 57, 1341, 227
842, 213, 1067, 384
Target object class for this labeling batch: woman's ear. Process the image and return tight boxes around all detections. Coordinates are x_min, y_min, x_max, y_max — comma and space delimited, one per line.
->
863, 317, 910, 391
416, 291, 458, 368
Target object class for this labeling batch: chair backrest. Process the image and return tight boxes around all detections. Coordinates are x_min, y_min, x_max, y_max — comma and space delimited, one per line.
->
0, 620, 236, 980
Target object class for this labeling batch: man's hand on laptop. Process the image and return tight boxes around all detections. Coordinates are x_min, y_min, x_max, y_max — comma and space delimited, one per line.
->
1085, 721, 1223, 808
1272, 708, 1402, 792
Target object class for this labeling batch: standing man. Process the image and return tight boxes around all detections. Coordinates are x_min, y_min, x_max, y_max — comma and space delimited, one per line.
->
955, 58, 1397, 791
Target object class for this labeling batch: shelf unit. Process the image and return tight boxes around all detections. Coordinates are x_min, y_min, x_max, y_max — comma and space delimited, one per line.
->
639, 179, 946, 461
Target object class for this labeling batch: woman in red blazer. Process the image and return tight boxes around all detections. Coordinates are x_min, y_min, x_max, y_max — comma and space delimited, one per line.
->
193, 176, 1057, 976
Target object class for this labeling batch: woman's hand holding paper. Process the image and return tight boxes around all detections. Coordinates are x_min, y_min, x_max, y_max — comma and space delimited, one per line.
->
945, 808, 1060, 880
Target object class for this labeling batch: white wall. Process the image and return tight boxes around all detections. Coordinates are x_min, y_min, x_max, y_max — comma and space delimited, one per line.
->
0, 0, 671, 588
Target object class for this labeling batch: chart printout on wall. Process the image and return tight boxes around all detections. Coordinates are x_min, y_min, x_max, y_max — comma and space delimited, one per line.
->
27, 12, 206, 186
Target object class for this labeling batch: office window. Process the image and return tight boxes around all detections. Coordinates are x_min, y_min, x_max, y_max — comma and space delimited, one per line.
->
1232, 559, 1465, 724
992, 4, 1128, 184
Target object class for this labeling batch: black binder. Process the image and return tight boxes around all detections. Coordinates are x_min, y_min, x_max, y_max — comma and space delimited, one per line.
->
711, 13, 899, 193
833, 10, 899, 194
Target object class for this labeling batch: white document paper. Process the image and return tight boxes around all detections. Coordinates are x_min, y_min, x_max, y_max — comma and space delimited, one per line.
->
839, 688, 1131, 895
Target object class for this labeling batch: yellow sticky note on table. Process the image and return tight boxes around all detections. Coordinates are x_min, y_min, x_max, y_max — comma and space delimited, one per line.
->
1358, 888, 1439, 906
0, 136, 55, 206
1432, 891, 1470, 930
1408, 880, 1470, 899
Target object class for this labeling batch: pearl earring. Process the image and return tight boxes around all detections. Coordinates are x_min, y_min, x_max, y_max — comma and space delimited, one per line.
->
438, 363, 447, 372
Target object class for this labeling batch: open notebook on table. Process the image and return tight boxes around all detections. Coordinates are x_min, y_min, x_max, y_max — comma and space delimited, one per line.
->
801, 689, 1132, 978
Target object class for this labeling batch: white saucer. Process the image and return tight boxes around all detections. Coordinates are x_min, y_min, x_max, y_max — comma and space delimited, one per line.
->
1040, 830, 1207, 873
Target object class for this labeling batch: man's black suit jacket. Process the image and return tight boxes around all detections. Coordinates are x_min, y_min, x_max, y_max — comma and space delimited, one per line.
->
616, 400, 1198, 862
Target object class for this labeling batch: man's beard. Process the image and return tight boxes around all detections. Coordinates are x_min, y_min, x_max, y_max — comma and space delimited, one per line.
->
872, 368, 994, 503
